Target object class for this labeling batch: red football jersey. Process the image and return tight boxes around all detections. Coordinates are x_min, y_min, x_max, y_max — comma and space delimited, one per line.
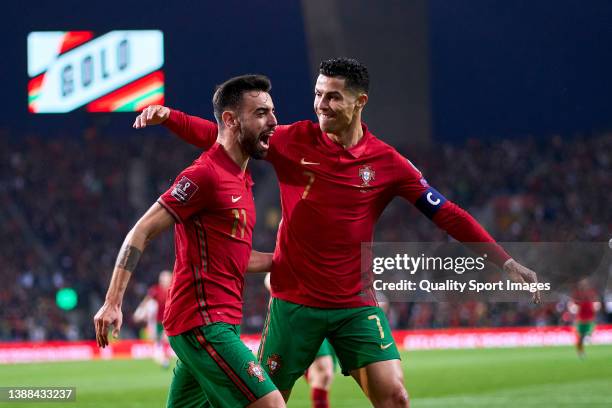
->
147, 284, 168, 323
158, 143, 255, 336
164, 111, 510, 308
573, 288, 598, 322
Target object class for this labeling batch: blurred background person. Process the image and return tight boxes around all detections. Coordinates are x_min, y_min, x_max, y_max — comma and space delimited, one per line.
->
568, 279, 601, 358
133, 270, 172, 368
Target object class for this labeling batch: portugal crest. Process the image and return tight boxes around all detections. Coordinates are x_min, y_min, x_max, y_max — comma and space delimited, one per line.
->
246, 361, 266, 382
266, 354, 282, 375
359, 165, 376, 187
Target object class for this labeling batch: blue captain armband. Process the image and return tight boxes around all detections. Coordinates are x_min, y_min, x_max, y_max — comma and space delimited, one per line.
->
415, 187, 447, 219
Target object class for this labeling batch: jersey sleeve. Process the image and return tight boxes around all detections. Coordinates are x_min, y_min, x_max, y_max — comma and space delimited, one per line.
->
393, 151, 511, 267
157, 160, 217, 223
163, 109, 218, 150
392, 152, 430, 203
264, 124, 290, 165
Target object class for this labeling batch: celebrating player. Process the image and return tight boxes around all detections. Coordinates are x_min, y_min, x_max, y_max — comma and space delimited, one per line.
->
264, 273, 336, 408
94, 75, 285, 408
133, 270, 172, 368
133, 58, 540, 407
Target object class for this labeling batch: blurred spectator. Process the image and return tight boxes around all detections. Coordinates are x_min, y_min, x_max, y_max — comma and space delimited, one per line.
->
0, 130, 609, 340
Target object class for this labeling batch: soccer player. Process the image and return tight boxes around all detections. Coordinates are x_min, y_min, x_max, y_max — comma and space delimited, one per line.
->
133, 269, 172, 368
264, 273, 336, 408
133, 58, 540, 407
569, 279, 600, 358
94, 75, 285, 408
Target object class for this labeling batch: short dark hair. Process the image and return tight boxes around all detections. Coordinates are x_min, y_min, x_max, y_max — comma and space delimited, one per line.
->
319, 57, 369, 93
212, 74, 272, 123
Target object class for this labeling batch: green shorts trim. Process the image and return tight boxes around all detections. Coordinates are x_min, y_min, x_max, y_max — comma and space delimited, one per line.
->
258, 298, 400, 391
168, 323, 277, 408
576, 321, 595, 337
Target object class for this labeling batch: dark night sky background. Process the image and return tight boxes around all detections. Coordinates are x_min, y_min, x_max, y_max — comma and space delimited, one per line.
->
1, 0, 611, 141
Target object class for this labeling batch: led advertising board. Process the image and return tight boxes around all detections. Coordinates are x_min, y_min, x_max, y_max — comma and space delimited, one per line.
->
28, 30, 164, 113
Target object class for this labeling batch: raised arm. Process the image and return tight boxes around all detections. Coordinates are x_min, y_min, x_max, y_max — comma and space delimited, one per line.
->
394, 154, 541, 303
93, 202, 174, 347
133, 105, 219, 150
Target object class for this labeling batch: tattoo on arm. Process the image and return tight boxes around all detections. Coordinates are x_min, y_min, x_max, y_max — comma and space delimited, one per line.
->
116, 244, 142, 272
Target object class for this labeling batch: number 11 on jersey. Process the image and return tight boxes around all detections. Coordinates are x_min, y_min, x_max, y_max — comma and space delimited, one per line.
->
231, 209, 247, 238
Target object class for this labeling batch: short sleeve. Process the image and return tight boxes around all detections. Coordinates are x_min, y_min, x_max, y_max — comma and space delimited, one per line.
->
158, 161, 217, 223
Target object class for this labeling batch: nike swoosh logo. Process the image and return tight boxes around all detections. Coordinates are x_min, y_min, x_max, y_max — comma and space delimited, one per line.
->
300, 158, 320, 165
380, 342, 394, 350
231, 196, 242, 203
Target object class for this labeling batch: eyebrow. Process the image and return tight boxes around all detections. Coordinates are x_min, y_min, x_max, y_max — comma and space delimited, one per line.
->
315, 88, 342, 96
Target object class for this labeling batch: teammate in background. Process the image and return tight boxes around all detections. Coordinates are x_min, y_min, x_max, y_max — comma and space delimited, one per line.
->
94, 75, 285, 408
133, 58, 540, 407
134, 270, 172, 368
264, 273, 336, 408
568, 279, 600, 358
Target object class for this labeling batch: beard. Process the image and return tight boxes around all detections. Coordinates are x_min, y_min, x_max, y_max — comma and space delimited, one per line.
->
238, 125, 272, 160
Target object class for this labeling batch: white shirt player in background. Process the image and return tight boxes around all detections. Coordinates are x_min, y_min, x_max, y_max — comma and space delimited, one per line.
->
134, 270, 172, 368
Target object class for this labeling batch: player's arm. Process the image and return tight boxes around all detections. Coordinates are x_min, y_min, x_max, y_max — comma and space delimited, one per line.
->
93, 203, 174, 348
133, 105, 218, 150
394, 154, 540, 303
247, 250, 273, 273
432, 201, 540, 302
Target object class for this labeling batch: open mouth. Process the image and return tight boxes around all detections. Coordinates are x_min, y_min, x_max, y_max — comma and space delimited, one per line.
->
258, 131, 273, 149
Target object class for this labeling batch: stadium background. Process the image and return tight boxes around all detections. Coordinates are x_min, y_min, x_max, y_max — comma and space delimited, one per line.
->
1, 0, 611, 406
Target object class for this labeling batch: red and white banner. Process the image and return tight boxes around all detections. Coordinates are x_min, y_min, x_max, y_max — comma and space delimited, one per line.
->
1, 325, 611, 364
394, 324, 612, 350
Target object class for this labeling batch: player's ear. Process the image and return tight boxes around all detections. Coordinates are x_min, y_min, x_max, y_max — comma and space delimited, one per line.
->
222, 110, 238, 129
356, 93, 368, 109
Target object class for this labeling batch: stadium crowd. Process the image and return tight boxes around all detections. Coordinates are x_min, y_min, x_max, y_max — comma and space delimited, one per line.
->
0, 128, 610, 341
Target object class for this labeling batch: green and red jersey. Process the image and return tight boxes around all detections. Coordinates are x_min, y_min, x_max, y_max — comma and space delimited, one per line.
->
158, 143, 255, 336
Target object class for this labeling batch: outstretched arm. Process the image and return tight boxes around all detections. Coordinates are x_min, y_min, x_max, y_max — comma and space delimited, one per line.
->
133, 105, 219, 150
432, 201, 540, 303
93, 203, 174, 347
394, 155, 541, 303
